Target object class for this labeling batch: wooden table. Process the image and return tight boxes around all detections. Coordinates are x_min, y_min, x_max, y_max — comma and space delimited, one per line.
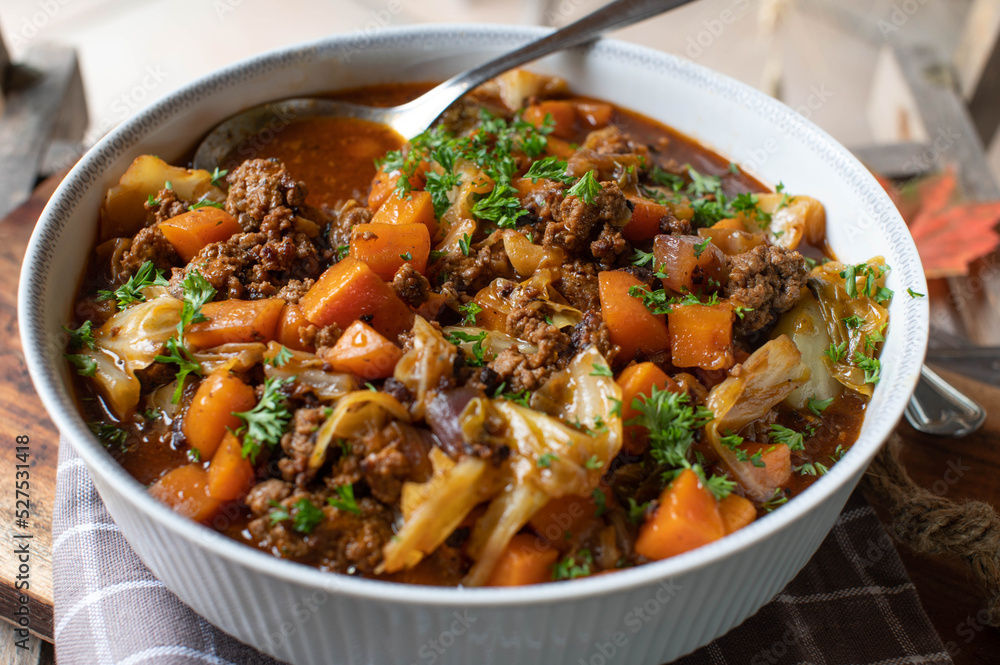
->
1, 178, 998, 664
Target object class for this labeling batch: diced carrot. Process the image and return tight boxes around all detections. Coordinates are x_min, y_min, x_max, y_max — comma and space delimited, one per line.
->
368, 161, 428, 211
634, 468, 725, 560
275, 302, 315, 352
159, 208, 242, 262
148, 464, 223, 524
371, 189, 439, 241
183, 369, 257, 460
523, 100, 577, 140
623, 196, 672, 242
299, 258, 414, 341
617, 362, 682, 455
598, 270, 671, 362
711, 217, 747, 231
718, 494, 757, 534
739, 442, 792, 491
528, 495, 601, 546
323, 319, 402, 379
545, 137, 576, 159
349, 222, 430, 280
486, 533, 560, 587
574, 101, 613, 129
207, 431, 255, 501
185, 298, 285, 349
668, 303, 735, 371
652, 234, 728, 294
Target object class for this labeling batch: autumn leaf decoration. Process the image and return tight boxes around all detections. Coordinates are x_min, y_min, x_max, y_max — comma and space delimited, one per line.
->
881, 167, 1000, 279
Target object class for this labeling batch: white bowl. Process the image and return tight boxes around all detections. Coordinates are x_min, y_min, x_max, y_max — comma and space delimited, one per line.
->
20, 25, 928, 665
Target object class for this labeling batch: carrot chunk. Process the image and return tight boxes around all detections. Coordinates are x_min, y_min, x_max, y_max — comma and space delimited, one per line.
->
522, 101, 577, 139
349, 221, 430, 280
718, 494, 757, 534
299, 258, 414, 341
275, 302, 315, 352
738, 442, 792, 493
623, 196, 673, 242
323, 320, 403, 379
634, 468, 725, 560
185, 298, 285, 349
652, 234, 728, 294
486, 533, 560, 587
207, 431, 255, 501
159, 208, 242, 262
598, 270, 671, 362
668, 302, 735, 371
148, 464, 222, 524
183, 369, 257, 460
617, 362, 682, 455
370, 190, 439, 241
368, 162, 427, 211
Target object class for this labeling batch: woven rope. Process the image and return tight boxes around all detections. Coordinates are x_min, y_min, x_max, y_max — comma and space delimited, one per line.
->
863, 433, 1000, 626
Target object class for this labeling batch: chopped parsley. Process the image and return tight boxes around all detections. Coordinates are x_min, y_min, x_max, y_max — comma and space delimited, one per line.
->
458, 233, 472, 256
266, 345, 294, 368
552, 549, 593, 580
693, 237, 711, 258
590, 363, 613, 377
457, 302, 482, 325
853, 352, 881, 385
627, 498, 650, 524
399, 251, 413, 261
188, 196, 225, 211
328, 484, 362, 515
154, 337, 203, 403
839, 262, 889, 300
807, 396, 834, 416
592, 488, 608, 516
585, 455, 603, 470
842, 314, 866, 329
907, 288, 925, 298
63, 320, 95, 350
177, 270, 216, 343
65, 353, 97, 377
769, 424, 806, 451
824, 341, 847, 363
630, 248, 656, 267
96, 260, 168, 309
335, 244, 350, 261
234, 376, 294, 462
89, 422, 127, 450
210, 167, 228, 188
566, 170, 603, 205
445, 329, 488, 367
523, 155, 572, 183
536, 453, 558, 468
187, 448, 202, 463
794, 461, 830, 476
270, 497, 326, 534
762, 488, 789, 512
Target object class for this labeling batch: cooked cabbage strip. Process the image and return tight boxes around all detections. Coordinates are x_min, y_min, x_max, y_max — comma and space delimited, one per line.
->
309, 390, 410, 471
705, 335, 808, 500
76, 287, 183, 418
393, 316, 457, 420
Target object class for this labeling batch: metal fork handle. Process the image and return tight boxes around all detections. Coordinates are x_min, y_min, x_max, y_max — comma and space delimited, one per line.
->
391, 0, 697, 138
905, 364, 987, 438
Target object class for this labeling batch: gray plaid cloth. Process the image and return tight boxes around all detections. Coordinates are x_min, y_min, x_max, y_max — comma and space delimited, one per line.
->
54, 440, 955, 665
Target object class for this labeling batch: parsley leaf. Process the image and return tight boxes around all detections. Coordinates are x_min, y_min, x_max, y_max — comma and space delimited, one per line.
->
824, 341, 847, 363
271, 497, 325, 534
188, 196, 225, 211
523, 156, 572, 183
234, 376, 293, 462
627, 498, 650, 524
794, 461, 830, 476
585, 455, 603, 470
630, 248, 656, 267
841, 314, 866, 329
328, 484, 362, 515
853, 351, 881, 385
445, 329, 488, 367
177, 270, 216, 343
769, 424, 805, 451
96, 260, 168, 309
537, 452, 558, 468
590, 363, 613, 377
552, 549, 593, 580
807, 395, 834, 416
566, 170, 602, 205
89, 422, 128, 450
762, 488, 789, 512
693, 237, 711, 258
472, 181, 527, 228
65, 353, 97, 377
457, 302, 482, 326
907, 287, 925, 298
210, 167, 228, 188
458, 233, 472, 256
63, 320, 95, 350
266, 345, 294, 367
154, 337, 203, 403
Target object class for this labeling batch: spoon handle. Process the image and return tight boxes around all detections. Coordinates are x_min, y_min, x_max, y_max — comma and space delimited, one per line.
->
392, 0, 698, 137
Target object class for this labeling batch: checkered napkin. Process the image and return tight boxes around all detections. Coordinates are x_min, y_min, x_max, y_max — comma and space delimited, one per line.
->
54, 440, 954, 665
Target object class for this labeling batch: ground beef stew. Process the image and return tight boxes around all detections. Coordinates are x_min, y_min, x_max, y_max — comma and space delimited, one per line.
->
64, 70, 892, 586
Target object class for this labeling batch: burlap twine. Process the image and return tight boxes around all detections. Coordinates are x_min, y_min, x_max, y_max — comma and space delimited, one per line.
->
862, 433, 1000, 626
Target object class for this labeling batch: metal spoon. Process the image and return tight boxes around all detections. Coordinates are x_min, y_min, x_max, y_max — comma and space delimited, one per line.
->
192, 0, 697, 170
